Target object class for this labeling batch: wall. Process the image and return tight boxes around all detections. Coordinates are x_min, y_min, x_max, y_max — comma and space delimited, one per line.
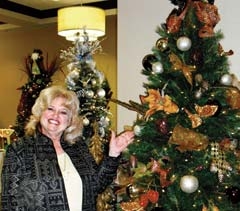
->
117, 0, 240, 132
0, 15, 117, 130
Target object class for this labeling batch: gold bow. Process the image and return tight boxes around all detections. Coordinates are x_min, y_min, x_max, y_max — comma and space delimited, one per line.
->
140, 89, 179, 119
185, 104, 218, 128
169, 53, 196, 86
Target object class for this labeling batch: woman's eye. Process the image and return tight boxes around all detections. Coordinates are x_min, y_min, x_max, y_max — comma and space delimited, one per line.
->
60, 110, 68, 115
47, 107, 54, 111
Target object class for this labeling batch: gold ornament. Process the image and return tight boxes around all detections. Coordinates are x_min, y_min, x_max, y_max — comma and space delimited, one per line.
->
210, 142, 232, 182
155, 38, 169, 52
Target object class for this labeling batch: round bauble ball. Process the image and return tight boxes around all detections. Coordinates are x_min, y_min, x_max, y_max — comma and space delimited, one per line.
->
97, 88, 106, 98
194, 89, 202, 99
85, 90, 94, 98
126, 184, 141, 199
220, 74, 233, 86
155, 38, 169, 52
195, 73, 203, 84
177, 36, 192, 51
152, 62, 164, 74
91, 79, 97, 86
156, 118, 168, 135
133, 125, 142, 136
83, 117, 90, 126
142, 54, 157, 70
180, 175, 199, 193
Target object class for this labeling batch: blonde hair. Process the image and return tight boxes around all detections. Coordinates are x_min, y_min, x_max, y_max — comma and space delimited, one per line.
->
25, 85, 83, 144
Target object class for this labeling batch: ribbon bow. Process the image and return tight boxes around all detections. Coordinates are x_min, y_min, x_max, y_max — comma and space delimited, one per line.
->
185, 104, 218, 128
140, 89, 179, 119
169, 53, 196, 85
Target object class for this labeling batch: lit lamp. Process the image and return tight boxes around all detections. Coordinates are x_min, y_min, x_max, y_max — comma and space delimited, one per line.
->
57, 6, 105, 41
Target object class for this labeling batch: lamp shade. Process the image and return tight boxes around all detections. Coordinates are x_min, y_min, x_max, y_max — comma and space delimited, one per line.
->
58, 6, 105, 41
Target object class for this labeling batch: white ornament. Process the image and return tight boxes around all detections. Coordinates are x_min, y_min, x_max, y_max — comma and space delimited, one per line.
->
177, 36, 192, 51
194, 89, 202, 99
133, 125, 142, 136
83, 117, 90, 126
220, 74, 233, 85
180, 175, 199, 193
97, 88, 106, 98
85, 90, 94, 98
152, 61, 164, 74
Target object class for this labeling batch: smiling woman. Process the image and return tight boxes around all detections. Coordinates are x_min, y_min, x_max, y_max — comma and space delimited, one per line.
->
1, 85, 134, 211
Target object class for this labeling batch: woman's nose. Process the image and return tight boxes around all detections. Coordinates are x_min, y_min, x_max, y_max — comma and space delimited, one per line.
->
52, 110, 60, 117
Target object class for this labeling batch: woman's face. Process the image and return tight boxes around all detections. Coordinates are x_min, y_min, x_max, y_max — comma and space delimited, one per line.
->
40, 97, 71, 139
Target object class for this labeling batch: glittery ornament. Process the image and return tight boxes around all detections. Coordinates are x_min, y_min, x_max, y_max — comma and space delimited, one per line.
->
210, 142, 232, 182
155, 38, 169, 52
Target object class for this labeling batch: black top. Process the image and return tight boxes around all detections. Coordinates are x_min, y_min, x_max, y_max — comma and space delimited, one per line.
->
1, 131, 120, 211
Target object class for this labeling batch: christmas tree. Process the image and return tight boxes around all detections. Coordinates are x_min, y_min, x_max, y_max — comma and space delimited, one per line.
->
14, 49, 59, 137
115, 0, 240, 210
60, 32, 115, 210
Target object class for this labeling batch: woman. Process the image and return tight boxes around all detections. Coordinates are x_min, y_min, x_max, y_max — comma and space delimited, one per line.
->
1, 85, 134, 211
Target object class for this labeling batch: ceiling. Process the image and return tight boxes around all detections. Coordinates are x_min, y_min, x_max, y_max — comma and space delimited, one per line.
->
0, 0, 117, 30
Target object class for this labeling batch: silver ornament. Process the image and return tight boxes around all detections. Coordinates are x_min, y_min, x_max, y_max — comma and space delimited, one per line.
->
83, 117, 90, 126
220, 74, 233, 85
133, 125, 142, 136
85, 90, 94, 98
152, 61, 164, 74
180, 175, 199, 193
194, 89, 202, 99
91, 79, 97, 86
97, 88, 106, 98
177, 36, 192, 51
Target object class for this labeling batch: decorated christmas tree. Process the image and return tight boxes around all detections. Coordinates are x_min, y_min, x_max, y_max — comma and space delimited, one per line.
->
115, 0, 240, 210
60, 32, 115, 210
14, 49, 59, 137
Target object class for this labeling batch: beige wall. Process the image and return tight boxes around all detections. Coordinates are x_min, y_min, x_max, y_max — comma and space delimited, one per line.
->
0, 15, 117, 130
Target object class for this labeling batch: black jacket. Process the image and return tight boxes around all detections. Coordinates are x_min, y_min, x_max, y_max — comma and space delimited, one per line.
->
1, 132, 120, 211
